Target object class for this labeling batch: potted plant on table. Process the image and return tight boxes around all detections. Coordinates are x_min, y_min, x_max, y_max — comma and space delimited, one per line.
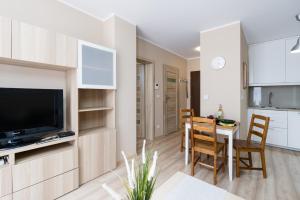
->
103, 140, 158, 200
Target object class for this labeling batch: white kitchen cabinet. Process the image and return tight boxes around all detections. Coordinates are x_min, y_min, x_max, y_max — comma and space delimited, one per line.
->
0, 16, 11, 59
78, 40, 116, 89
12, 20, 77, 68
288, 111, 300, 149
267, 127, 288, 147
286, 38, 300, 83
248, 109, 288, 147
248, 46, 254, 85
250, 40, 285, 85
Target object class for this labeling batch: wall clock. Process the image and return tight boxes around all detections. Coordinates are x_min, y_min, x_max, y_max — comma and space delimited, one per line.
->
211, 57, 226, 70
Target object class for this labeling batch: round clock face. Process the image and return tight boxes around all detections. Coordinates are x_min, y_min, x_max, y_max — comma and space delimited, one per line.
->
211, 57, 226, 70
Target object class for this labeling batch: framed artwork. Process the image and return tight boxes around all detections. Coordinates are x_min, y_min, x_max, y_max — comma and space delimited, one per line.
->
243, 62, 248, 89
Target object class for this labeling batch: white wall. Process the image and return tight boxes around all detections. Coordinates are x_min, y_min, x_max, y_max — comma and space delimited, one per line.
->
137, 38, 187, 137
200, 22, 248, 137
114, 17, 137, 159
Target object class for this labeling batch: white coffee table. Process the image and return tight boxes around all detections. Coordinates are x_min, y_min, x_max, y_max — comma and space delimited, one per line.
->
152, 172, 244, 200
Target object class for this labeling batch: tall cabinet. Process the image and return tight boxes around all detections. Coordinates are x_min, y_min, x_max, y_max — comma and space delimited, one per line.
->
77, 41, 117, 184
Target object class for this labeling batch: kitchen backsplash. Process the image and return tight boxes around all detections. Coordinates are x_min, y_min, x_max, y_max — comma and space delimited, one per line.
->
249, 85, 300, 109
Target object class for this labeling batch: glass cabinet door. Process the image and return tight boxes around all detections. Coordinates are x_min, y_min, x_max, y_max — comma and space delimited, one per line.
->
78, 40, 116, 89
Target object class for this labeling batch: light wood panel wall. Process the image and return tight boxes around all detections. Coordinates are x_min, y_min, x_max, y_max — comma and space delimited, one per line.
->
0, 194, 12, 200
12, 20, 77, 68
0, 16, 11, 58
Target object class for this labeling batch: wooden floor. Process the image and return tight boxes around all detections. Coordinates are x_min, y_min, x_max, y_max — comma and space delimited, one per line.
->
59, 132, 300, 200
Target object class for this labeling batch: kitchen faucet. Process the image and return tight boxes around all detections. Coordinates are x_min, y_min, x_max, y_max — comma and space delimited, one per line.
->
268, 92, 273, 107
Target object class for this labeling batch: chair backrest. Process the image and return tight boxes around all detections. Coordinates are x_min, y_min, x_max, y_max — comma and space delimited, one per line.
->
179, 109, 194, 128
247, 114, 270, 148
190, 117, 217, 151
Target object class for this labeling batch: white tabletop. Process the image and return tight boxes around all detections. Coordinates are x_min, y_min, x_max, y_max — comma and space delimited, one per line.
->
152, 172, 244, 200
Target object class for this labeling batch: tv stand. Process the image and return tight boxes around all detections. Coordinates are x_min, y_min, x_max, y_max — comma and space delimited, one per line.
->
0, 135, 78, 200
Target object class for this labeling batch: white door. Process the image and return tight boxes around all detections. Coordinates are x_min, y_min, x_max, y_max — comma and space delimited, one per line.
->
251, 40, 285, 84
164, 65, 179, 134
286, 38, 300, 83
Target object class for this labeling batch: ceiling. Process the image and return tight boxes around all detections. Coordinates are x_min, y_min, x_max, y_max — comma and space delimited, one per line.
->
59, 0, 300, 59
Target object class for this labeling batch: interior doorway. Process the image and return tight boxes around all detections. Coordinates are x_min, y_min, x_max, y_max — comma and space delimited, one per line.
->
163, 65, 179, 135
190, 71, 200, 116
136, 59, 155, 151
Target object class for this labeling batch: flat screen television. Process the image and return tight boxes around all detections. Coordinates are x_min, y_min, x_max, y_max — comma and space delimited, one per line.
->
0, 88, 63, 148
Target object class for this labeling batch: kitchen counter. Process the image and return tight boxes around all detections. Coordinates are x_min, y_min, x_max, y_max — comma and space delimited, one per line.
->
248, 107, 300, 111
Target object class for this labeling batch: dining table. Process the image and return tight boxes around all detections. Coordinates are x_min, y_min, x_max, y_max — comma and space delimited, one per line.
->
185, 122, 240, 181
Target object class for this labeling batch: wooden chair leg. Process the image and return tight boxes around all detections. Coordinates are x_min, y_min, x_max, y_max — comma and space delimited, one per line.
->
191, 149, 195, 176
222, 146, 225, 173
236, 149, 240, 177
213, 154, 217, 185
224, 140, 228, 164
260, 151, 267, 178
180, 132, 184, 152
248, 152, 253, 167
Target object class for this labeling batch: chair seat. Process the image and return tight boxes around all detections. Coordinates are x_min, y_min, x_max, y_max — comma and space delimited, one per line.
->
194, 140, 224, 154
232, 139, 261, 150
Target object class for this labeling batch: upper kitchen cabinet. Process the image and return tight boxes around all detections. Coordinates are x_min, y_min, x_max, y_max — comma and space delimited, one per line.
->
248, 45, 254, 85
0, 16, 11, 59
250, 39, 285, 85
12, 20, 77, 68
286, 37, 300, 83
78, 40, 116, 89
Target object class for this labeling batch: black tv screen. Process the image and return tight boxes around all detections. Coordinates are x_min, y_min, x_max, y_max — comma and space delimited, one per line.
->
0, 88, 63, 137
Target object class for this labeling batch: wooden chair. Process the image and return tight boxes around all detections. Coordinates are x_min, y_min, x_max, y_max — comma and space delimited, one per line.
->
226, 114, 270, 178
190, 117, 225, 185
179, 109, 194, 152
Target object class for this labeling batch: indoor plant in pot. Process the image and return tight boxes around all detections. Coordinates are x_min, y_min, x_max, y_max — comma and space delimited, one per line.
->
103, 140, 158, 200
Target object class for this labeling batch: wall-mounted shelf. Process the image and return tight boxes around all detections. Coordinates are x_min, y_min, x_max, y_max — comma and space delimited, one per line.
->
78, 107, 113, 113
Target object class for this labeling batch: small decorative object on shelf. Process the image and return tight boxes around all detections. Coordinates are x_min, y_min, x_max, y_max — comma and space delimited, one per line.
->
102, 140, 158, 200
216, 104, 224, 119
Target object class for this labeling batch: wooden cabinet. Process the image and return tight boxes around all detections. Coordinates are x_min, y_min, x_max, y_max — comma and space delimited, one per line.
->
12, 20, 77, 68
0, 16, 11, 59
78, 128, 116, 184
288, 111, 300, 149
0, 165, 12, 198
13, 169, 78, 200
286, 37, 300, 83
12, 144, 78, 192
0, 194, 12, 200
250, 40, 285, 85
78, 40, 116, 89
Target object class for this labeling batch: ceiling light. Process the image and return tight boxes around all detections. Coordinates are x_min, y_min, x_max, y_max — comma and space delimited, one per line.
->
194, 46, 201, 52
296, 14, 300, 21
291, 14, 300, 54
